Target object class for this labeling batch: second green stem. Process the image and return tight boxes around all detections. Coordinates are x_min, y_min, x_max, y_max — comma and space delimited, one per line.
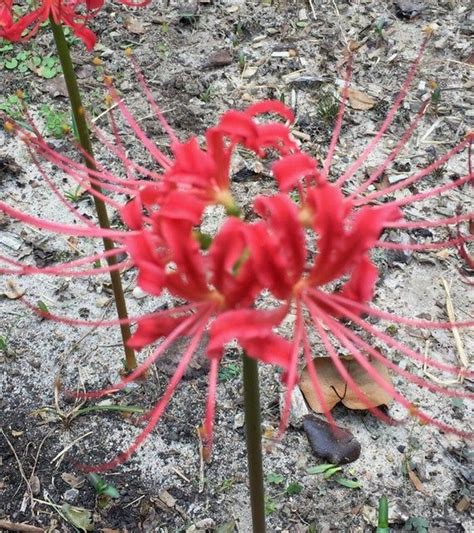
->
49, 19, 136, 371
242, 352, 266, 532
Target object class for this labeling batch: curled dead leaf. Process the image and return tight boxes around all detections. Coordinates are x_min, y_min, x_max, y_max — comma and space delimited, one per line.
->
124, 16, 146, 35
347, 88, 376, 110
407, 467, 428, 495
299, 356, 393, 413
2, 279, 26, 299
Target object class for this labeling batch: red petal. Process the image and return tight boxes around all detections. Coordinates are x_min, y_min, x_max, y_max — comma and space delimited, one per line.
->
245, 100, 295, 123
208, 307, 292, 370
272, 153, 318, 192
128, 315, 189, 349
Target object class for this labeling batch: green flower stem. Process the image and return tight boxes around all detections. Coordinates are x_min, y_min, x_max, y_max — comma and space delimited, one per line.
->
376, 495, 390, 533
242, 352, 266, 532
49, 18, 137, 371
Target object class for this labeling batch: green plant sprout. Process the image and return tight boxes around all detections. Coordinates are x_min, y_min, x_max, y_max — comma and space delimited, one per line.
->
200, 85, 215, 103
266, 472, 284, 485
285, 482, 303, 496
315, 92, 339, 125
0, 334, 8, 352
64, 184, 85, 203
36, 299, 50, 314
307, 464, 361, 489
87, 473, 120, 499
376, 495, 389, 533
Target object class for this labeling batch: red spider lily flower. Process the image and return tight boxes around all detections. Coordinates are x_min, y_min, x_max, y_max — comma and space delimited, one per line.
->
1, 37, 473, 472
0, 0, 150, 50
0, 98, 300, 469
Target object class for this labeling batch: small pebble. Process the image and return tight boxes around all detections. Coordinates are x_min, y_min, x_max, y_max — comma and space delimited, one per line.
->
63, 488, 79, 503
303, 415, 361, 464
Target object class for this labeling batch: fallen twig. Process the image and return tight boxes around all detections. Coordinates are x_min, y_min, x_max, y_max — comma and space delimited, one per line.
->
0, 520, 44, 533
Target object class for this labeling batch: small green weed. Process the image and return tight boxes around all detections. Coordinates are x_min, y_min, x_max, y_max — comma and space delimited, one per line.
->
39, 104, 71, 138
156, 43, 169, 58
200, 85, 214, 103
285, 482, 303, 496
0, 44, 61, 78
36, 300, 51, 319
87, 473, 119, 508
307, 463, 361, 489
238, 52, 246, 72
404, 516, 429, 533
266, 472, 284, 485
374, 17, 388, 39
0, 94, 24, 119
264, 496, 277, 515
376, 495, 389, 533
218, 363, 240, 382
64, 185, 85, 203
0, 335, 8, 352
218, 477, 235, 492
316, 93, 339, 125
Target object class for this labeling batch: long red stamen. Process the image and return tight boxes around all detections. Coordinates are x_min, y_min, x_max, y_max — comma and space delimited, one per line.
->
128, 54, 179, 144
278, 303, 304, 436
26, 148, 99, 228
312, 291, 473, 378
326, 310, 472, 399
301, 321, 337, 425
377, 234, 473, 251
77, 313, 210, 472
105, 84, 172, 169
306, 298, 396, 425
1, 260, 131, 278
90, 120, 164, 185
31, 140, 136, 200
75, 308, 213, 401
349, 99, 430, 200
20, 297, 200, 328
203, 356, 220, 452
356, 137, 472, 206
321, 308, 471, 437
322, 55, 352, 179
387, 212, 473, 229
335, 36, 429, 187
0, 201, 131, 239
0, 247, 127, 274
322, 291, 474, 331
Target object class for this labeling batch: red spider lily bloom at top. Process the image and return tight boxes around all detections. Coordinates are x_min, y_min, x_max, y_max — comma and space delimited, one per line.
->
0, 0, 150, 49
0, 38, 473, 471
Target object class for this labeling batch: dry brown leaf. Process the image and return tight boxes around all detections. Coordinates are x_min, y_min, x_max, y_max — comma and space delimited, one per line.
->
455, 496, 470, 513
124, 16, 146, 35
61, 472, 85, 489
300, 356, 393, 413
2, 279, 25, 299
347, 88, 376, 110
300, 358, 343, 412
408, 468, 428, 494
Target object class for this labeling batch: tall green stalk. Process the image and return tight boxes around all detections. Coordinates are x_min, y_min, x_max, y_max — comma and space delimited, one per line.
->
49, 19, 137, 371
242, 352, 266, 532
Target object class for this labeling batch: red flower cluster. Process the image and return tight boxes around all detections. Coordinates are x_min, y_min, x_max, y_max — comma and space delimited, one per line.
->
0, 0, 149, 49
1, 41, 473, 470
